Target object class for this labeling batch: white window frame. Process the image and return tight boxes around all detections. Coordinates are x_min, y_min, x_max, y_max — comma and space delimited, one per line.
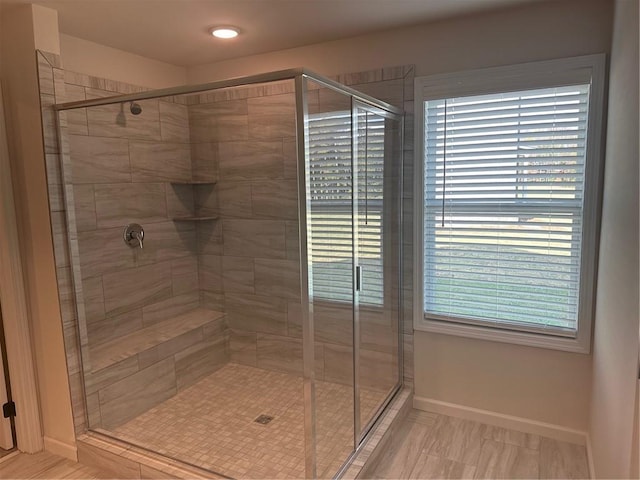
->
413, 55, 607, 353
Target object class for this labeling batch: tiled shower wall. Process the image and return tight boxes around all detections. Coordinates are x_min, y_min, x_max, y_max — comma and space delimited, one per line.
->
37, 51, 231, 432
187, 82, 305, 375
37, 49, 415, 438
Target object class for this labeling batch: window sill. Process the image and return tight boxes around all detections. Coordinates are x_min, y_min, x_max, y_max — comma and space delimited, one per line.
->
414, 317, 591, 354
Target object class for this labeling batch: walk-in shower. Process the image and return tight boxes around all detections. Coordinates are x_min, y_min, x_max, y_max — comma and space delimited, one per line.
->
53, 69, 403, 479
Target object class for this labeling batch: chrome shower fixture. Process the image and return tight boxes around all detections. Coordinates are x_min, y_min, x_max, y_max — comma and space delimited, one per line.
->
129, 101, 142, 115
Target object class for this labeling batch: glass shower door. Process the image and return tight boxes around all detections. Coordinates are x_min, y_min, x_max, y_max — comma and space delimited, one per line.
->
353, 101, 402, 441
303, 82, 402, 477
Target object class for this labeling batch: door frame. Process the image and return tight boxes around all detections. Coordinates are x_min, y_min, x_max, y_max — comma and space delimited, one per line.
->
0, 82, 44, 453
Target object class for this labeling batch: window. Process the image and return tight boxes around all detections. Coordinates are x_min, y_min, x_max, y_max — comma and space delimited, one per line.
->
307, 110, 385, 305
414, 56, 606, 353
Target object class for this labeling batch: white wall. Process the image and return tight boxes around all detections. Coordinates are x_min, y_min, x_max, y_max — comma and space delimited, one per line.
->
188, 0, 612, 84
60, 34, 186, 88
0, 4, 76, 454
588, 0, 640, 477
188, 0, 613, 433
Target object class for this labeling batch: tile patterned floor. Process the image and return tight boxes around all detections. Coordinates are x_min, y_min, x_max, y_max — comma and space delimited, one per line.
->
111, 363, 387, 479
369, 409, 591, 479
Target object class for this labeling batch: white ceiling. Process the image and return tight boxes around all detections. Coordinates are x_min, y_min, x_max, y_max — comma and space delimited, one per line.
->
1, 0, 536, 67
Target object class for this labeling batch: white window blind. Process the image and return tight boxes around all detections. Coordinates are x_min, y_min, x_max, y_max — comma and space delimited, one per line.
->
307, 111, 385, 305
423, 84, 591, 335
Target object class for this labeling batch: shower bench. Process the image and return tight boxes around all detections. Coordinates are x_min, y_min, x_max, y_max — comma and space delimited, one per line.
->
89, 308, 226, 372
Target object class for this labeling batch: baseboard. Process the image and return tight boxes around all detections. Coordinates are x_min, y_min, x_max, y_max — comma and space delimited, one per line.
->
43, 436, 77, 461
414, 396, 588, 446
585, 433, 596, 479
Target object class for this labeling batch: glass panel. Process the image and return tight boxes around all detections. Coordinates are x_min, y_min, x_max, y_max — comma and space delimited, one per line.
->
62, 79, 309, 479
304, 77, 355, 478
354, 104, 402, 438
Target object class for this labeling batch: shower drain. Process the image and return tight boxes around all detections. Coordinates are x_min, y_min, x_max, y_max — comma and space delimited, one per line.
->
254, 414, 275, 425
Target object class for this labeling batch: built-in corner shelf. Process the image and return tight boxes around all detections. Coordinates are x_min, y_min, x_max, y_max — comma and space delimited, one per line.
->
172, 215, 218, 222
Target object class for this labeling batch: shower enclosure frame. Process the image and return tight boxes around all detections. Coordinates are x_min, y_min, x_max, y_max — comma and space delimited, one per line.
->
54, 68, 404, 479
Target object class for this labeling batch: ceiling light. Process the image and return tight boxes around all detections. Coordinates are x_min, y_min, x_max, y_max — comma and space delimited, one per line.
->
211, 26, 240, 39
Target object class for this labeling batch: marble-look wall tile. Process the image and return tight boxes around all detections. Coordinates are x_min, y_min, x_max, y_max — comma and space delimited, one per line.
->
94, 183, 167, 228
83, 276, 106, 324
222, 256, 254, 294
73, 184, 97, 232
256, 333, 303, 376
251, 180, 298, 220
254, 258, 300, 300
247, 93, 295, 116
222, 219, 286, 259
196, 220, 223, 255
99, 357, 176, 429
191, 142, 218, 181
166, 184, 195, 219
141, 291, 200, 327
61, 85, 89, 135
171, 256, 199, 295
88, 309, 143, 347
102, 262, 172, 317
218, 141, 283, 180
134, 221, 196, 265
86, 94, 161, 141
175, 338, 227, 390
199, 254, 224, 293
84, 356, 140, 395
193, 184, 217, 217
200, 290, 225, 310
229, 329, 257, 366
69, 135, 131, 184
37, 53, 55, 95
47, 183, 65, 213
137, 327, 203, 370
77, 227, 137, 279
50, 212, 70, 269
285, 221, 300, 261
217, 181, 252, 218
248, 113, 296, 140
282, 137, 298, 180
286, 302, 303, 337
159, 102, 190, 143
45, 154, 62, 185
225, 293, 287, 335
188, 100, 248, 142
55, 267, 76, 326
130, 141, 191, 182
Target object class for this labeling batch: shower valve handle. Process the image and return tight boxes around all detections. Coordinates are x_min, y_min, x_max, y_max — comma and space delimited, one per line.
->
123, 223, 144, 249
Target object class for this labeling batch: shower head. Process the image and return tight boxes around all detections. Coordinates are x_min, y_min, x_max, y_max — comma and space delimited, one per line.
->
129, 101, 142, 115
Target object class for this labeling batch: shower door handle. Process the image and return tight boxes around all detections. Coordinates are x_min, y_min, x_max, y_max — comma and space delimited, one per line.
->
356, 266, 362, 291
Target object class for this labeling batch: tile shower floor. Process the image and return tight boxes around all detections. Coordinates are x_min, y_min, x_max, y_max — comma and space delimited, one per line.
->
109, 363, 387, 479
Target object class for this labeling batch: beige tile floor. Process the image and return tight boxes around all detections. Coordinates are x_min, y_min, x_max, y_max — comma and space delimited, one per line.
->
369, 409, 591, 479
110, 363, 387, 479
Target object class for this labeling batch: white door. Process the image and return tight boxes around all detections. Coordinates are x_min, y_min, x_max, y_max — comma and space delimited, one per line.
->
0, 328, 13, 450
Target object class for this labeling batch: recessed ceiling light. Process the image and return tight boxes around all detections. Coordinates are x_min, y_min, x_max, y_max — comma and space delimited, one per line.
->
211, 26, 240, 39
